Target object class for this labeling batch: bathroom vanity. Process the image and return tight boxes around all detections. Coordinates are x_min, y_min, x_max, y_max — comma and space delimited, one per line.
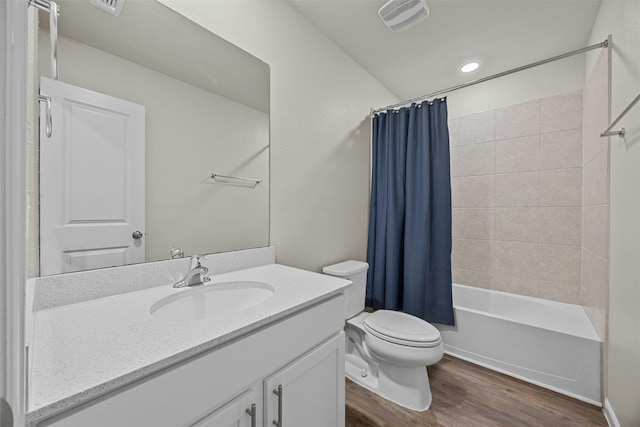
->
25, 249, 350, 427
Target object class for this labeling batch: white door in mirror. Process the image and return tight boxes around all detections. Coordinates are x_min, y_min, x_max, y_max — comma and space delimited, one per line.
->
39, 77, 145, 275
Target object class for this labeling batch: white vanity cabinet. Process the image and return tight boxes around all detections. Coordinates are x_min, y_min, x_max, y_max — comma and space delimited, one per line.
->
191, 333, 344, 427
264, 333, 344, 427
36, 294, 346, 427
191, 389, 257, 427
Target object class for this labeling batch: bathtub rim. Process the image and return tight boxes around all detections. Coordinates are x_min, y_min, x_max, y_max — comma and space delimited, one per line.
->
450, 283, 602, 342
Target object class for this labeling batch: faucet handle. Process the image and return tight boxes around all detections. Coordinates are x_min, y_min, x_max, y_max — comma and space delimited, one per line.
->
197, 256, 212, 282
170, 247, 184, 259
189, 254, 206, 268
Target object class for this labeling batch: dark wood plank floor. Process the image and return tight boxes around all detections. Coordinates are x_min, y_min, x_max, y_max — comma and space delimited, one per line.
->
345, 354, 607, 427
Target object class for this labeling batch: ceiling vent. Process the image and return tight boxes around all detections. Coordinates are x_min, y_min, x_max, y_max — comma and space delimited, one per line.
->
378, 0, 430, 33
89, 0, 126, 17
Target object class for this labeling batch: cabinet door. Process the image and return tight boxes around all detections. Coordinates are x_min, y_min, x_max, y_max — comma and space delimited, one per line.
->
264, 333, 345, 427
191, 389, 258, 427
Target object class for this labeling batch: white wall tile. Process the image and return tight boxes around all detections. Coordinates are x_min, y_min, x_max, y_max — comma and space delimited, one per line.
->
540, 129, 583, 169
541, 91, 583, 133
582, 247, 608, 330
452, 208, 494, 239
492, 241, 540, 279
453, 238, 493, 272
459, 110, 496, 145
453, 268, 492, 288
495, 135, 540, 173
539, 280, 580, 304
495, 172, 539, 207
451, 142, 496, 177
450, 91, 586, 304
452, 175, 495, 208
448, 117, 460, 147
496, 100, 540, 140
539, 244, 581, 285
540, 207, 582, 245
540, 168, 582, 206
582, 52, 609, 166
494, 207, 539, 243
490, 274, 540, 298
583, 150, 609, 206
583, 204, 609, 259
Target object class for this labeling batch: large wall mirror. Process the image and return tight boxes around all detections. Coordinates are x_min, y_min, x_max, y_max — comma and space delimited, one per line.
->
29, 0, 270, 277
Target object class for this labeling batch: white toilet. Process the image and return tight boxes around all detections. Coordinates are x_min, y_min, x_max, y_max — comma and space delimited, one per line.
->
323, 260, 444, 411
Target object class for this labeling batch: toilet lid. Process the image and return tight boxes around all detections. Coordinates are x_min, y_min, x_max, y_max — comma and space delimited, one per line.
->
363, 310, 441, 347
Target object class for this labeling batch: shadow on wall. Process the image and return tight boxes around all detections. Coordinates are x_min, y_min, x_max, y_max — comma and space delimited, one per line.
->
339, 115, 371, 150
622, 129, 640, 148
341, 115, 373, 182
311, 115, 373, 270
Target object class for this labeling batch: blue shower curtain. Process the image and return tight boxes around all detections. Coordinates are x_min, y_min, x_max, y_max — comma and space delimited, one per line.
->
366, 98, 454, 326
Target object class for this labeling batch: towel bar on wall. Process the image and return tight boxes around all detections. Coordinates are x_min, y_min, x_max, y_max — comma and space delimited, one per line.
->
29, 0, 60, 80
210, 173, 262, 188
28, 0, 61, 15
601, 91, 640, 138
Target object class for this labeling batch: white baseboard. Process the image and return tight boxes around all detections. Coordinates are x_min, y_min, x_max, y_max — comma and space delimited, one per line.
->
603, 399, 621, 427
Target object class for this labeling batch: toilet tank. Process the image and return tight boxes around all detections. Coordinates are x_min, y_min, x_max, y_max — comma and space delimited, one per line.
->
322, 260, 369, 319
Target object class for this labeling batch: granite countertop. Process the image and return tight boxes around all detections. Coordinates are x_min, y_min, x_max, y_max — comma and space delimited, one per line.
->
26, 263, 351, 422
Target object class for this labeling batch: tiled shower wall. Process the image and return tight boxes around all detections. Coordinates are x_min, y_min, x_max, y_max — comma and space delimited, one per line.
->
449, 91, 584, 303
582, 48, 610, 340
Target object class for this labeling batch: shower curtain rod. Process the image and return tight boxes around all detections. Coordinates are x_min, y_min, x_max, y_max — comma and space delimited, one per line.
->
372, 39, 609, 115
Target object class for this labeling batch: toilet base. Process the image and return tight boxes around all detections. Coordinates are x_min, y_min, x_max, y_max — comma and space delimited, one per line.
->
345, 352, 432, 411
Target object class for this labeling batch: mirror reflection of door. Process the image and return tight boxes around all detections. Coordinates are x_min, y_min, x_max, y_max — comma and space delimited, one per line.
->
39, 77, 145, 275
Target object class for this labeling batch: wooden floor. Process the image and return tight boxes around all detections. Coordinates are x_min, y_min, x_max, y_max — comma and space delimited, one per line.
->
345, 355, 607, 427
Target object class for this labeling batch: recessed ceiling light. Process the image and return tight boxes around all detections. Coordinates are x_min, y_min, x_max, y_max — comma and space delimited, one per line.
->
461, 62, 480, 73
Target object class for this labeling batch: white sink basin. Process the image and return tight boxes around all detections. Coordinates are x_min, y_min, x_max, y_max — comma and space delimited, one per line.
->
150, 281, 275, 321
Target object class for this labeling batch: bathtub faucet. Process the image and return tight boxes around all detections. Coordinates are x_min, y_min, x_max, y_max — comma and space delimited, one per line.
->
173, 255, 211, 288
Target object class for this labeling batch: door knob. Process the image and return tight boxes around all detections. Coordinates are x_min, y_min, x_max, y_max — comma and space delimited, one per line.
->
132, 231, 143, 239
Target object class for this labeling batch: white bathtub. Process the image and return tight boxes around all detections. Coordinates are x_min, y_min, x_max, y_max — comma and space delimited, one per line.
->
436, 284, 602, 405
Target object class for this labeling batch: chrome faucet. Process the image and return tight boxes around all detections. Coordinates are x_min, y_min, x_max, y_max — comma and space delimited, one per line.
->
170, 246, 184, 259
173, 255, 211, 288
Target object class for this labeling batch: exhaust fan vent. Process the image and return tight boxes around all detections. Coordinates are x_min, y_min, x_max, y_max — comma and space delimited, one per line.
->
378, 0, 430, 33
89, 0, 126, 17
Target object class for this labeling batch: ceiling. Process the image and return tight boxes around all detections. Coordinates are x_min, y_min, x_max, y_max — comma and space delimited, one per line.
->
41, 0, 269, 113
289, 0, 602, 102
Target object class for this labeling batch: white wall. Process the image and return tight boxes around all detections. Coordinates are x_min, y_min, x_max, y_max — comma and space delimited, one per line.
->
158, 0, 398, 272
38, 33, 270, 266
587, 1, 640, 425
447, 55, 585, 118
0, 1, 27, 425
26, 10, 38, 278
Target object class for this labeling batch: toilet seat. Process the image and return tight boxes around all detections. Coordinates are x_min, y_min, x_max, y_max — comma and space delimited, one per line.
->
363, 310, 441, 348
